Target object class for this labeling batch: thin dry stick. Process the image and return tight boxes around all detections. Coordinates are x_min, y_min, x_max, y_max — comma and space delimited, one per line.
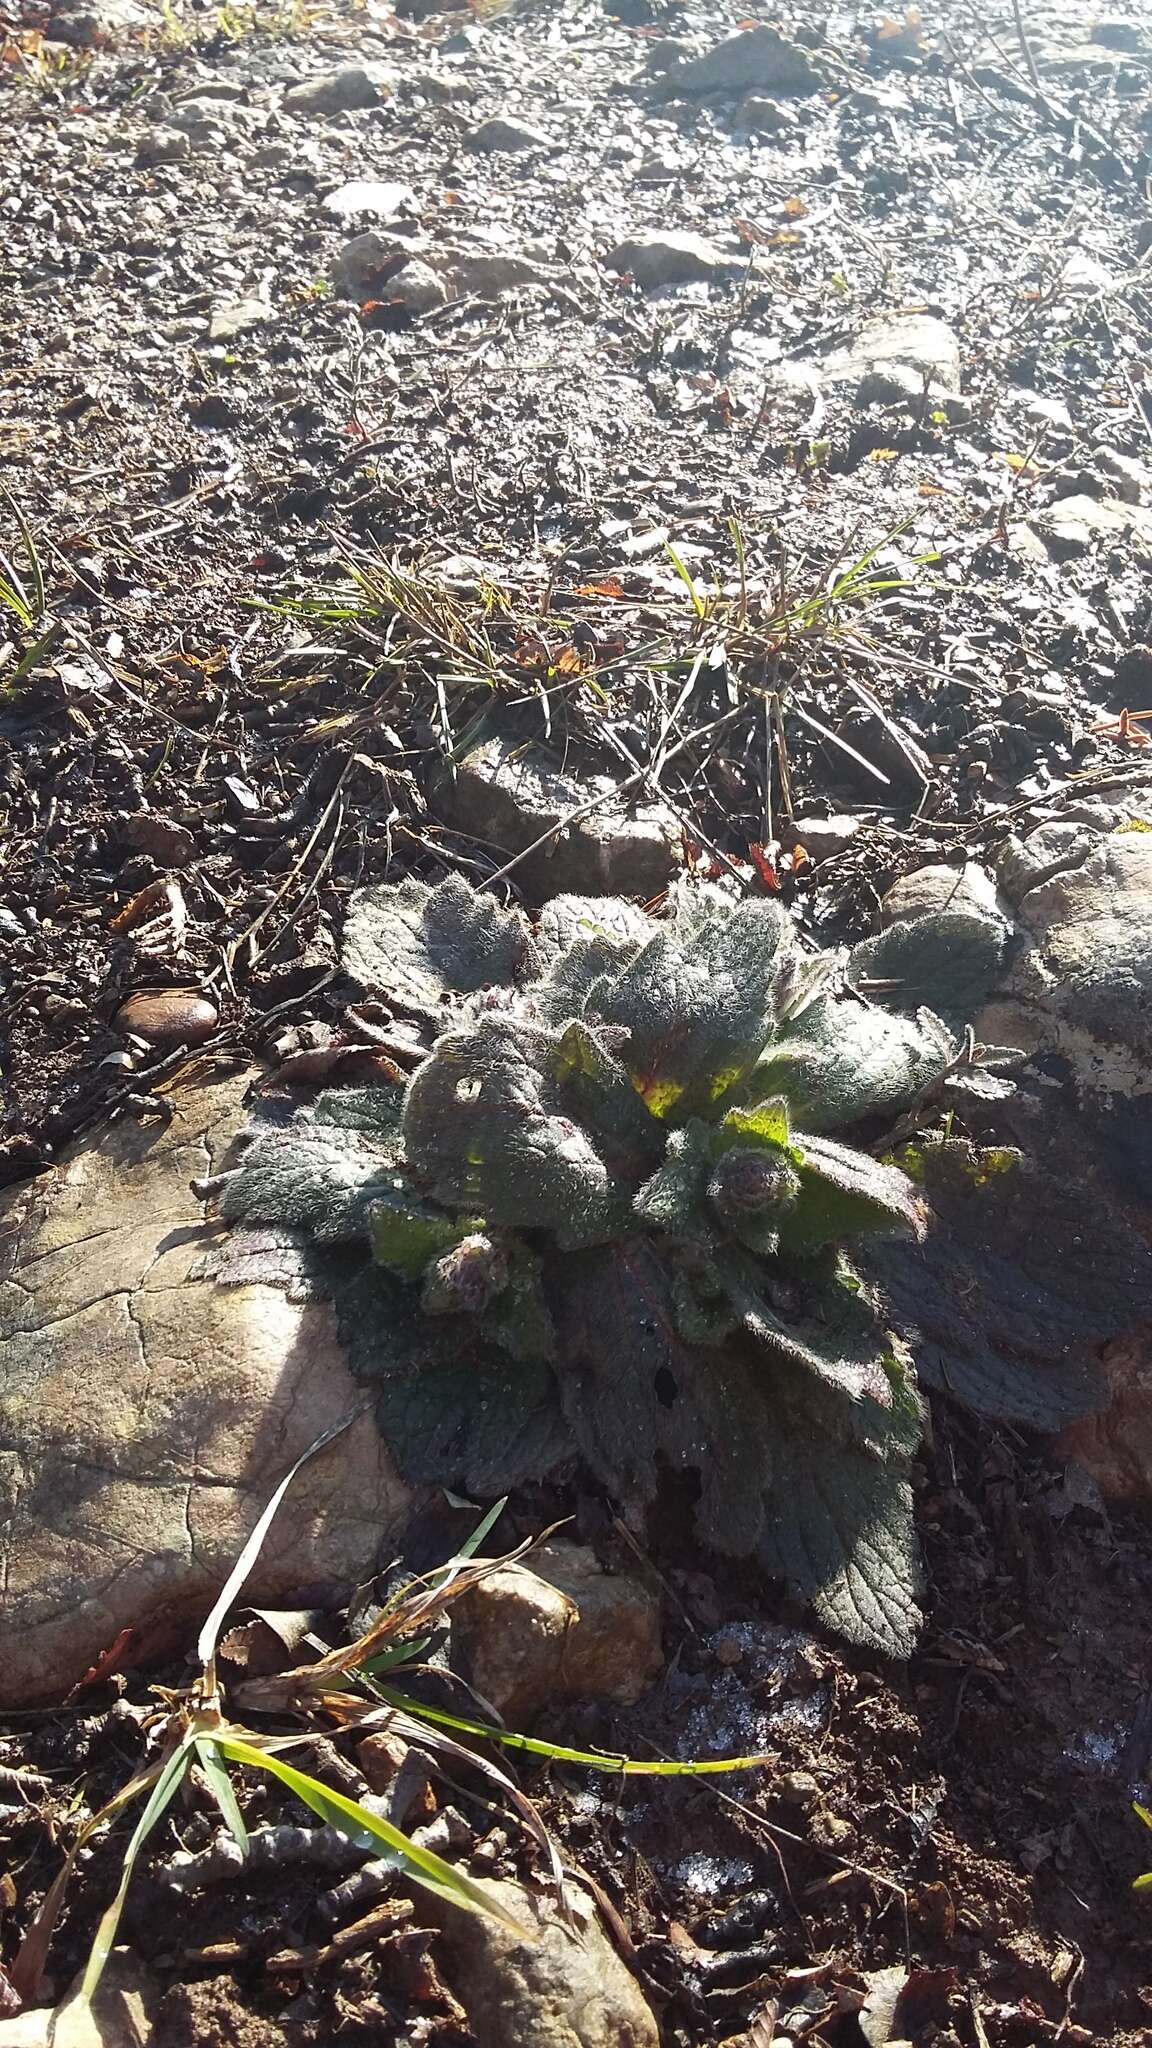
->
1008, 0, 1042, 92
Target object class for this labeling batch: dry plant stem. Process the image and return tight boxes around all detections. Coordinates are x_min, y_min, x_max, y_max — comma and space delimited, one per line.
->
1008, 0, 1042, 92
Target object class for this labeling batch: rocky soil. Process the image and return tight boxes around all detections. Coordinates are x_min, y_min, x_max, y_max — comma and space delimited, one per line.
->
5, 0, 1152, 2040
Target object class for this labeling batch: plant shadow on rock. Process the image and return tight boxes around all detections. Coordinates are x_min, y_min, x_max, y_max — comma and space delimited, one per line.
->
199, 873, 1152, 1658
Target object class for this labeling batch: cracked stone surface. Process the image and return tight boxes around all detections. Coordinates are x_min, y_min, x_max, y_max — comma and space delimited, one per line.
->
0, 1071, 415, 1707
977, 827, 1152, 1097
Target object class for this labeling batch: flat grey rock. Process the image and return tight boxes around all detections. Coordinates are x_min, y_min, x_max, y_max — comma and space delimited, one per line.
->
604, 230, 735, 288
0, 1071, 414, 1707
666, 23, 830, 95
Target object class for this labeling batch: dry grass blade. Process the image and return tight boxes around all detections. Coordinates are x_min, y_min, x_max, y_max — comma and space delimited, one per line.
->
197, 1407, 364, 1698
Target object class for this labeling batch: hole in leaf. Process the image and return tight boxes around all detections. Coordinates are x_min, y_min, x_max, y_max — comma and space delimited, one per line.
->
456, 1078, 482, 1104
654, 1367, 679, 1409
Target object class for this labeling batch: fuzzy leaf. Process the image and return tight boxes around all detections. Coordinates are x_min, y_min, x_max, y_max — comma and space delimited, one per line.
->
218, 1090, 405, 1243
535, 894, 658, 961
547, 1019, 664, 1172
776, 1136, 927, 1254
481, 1242, 558, 1364
555, 1239, 922, 1652
753, 996, 956, 1132
713, 1095, 796, 1155
716, 1246, 910, 1415
633, 1122, 714, 1237
343, 874, 529, 1011
758, 1427, 923, 1657
591, 899, 795, 1121
336, 1263, 572, 1491
863, 1134, 1148, 1428
849, 910, 1009, 1025
532, 933, 648, 1028
403, 1014, 631, 1248
368, 1191, 478, 1281
555, 1239, 779, 1557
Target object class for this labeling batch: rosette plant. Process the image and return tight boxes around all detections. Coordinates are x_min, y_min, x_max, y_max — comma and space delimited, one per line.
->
210, 872, 1122, 1657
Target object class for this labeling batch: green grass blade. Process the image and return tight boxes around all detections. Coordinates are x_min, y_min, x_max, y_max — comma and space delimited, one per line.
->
81, 1734, 197, 2003
194, 1736, 250, 1853
1134, 1871, 1152, 1892
197, 1409, 360, 1683
359, 1635, 433, 1675
455, 1496, 508, 1563
212, 1736, 534, 1934
374, 1688, 773, 1774
665, 543, 706, 620
1134, 1802, 1152, 1831
0, 491, 44, 621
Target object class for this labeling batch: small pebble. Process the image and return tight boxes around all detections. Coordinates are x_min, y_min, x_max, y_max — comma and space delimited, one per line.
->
114, 990, 218, 1049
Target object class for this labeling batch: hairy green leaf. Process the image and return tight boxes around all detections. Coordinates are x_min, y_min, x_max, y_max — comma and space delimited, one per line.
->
591, 899, 795, 1120
337, 1264, 572, 1493
758, 1427, 923, 1658
369, 1190, 479, 1281
849, 910, 1008, 1025
218, 1092, 405, 1243
343, 873, 529, 1012
863, 1131, 1150, 1428
403, 1014, 631, 1248
776, 1135, 928, 1254
754, 996, 956, 1131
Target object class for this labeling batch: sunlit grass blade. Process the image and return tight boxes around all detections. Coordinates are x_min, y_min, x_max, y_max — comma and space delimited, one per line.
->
212, 1736, 534, 1934
81, 1731, 198, 2002
373, 1688, 773, 1774
194, 1735, 250, 1853
665, 543, 706, 620
196, 1409, 361, 1689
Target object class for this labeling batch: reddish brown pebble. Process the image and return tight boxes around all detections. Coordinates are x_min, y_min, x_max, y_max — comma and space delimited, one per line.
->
114, 990, 218, 1049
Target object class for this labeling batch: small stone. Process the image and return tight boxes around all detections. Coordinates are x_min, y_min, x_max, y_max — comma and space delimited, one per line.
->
434, 733, 679, 898
467, 115, 551, 151
808, 1810, 857, 1851
604, 229, 735, 288
165, 96, 256, 142
357, 1730, 411, 1791
443, 249, 551, 296
452, 1539, 663, 1722
1061, 249, 1115, 293
1093, 445, 1148, 505
881, 862, 1006, 927
120, 816, 196, 868
322, 179, 415, 222
998, 823, 1097, 903
332, 229, 426, 297
284, 63, 394, 114
114, 990, 219, 1049
404, 1875, 659, 2048
384, 259, 449, 317
666, 23, 829, 95
136, 126, 190, 166
737, 93, 797, 131
777, 1769, 821, 1808
1032, 493, 1152, 558
825, 313, 961, 395
784, 814, 867, 862
208, 298, 272, 342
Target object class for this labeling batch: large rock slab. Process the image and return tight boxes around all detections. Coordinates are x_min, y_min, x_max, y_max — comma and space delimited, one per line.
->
978, 830, 1152, 1095
0, 1073, 415, 1707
